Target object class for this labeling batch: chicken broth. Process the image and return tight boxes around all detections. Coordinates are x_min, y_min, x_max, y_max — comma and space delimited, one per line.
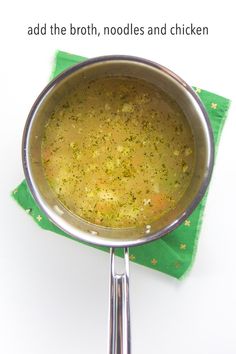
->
41, 76, 195, 228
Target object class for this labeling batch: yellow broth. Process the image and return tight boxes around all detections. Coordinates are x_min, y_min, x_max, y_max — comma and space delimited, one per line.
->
41, 77, 195, 228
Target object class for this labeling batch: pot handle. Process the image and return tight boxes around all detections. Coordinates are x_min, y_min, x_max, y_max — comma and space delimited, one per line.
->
108, 248, 131, 354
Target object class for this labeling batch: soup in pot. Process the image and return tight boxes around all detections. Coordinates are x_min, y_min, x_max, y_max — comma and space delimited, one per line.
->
41, 76, 195, 227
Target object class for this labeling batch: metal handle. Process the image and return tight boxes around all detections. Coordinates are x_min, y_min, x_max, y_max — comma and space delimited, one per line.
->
108, 248, 131, 354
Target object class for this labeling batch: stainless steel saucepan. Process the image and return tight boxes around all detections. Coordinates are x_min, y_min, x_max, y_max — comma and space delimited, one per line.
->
22, 55, 214, 354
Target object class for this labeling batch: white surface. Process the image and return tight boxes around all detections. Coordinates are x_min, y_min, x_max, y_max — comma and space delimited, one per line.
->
1, 1, 236, 353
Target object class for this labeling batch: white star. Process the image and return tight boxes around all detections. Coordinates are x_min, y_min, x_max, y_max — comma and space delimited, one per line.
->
129, 254, 136, 261
180, 243, 187, 250
211, 103, 217, 109
151, 258, 158, 265
184, 220, 191, 227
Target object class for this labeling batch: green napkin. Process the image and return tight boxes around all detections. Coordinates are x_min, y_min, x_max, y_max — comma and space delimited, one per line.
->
12, 51, 231, 279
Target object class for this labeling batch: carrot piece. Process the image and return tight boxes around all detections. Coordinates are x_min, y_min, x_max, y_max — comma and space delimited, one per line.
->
150, 193, 170, 212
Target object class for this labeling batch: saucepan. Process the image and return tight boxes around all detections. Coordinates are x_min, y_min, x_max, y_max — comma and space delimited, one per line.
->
22, 56, 214, 354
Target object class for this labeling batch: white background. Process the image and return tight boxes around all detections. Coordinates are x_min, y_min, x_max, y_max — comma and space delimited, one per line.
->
1, 1, 236, 353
